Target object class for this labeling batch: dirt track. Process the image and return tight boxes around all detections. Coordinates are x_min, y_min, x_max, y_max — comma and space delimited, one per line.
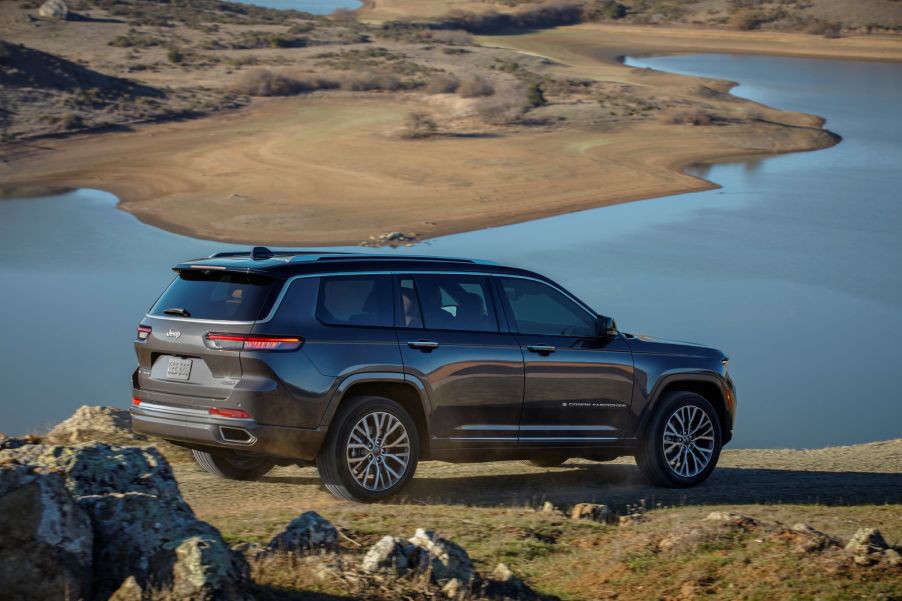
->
176, 439, 902, 521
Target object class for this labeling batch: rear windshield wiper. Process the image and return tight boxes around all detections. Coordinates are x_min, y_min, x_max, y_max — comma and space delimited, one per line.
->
163, 307, 191, 317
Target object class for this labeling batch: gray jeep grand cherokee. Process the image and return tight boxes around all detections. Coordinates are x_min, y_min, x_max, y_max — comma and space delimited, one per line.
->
131, 248, 736, 502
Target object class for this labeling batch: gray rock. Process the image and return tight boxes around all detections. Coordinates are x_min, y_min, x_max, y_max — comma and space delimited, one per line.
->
570, 502, 610, 523
408, 528, 475, 585
267, 511, 339, 554
362, 535, 420, 574
705, 511, 760, 528
789, 523, 839, 553
46, 405, 147, 446
38, 0, 68, 19
0, 442, 247, 600
362, 529, 474, 586
492, 562, 515, 582
0, 469, 93, 601
845, 528, 889, 566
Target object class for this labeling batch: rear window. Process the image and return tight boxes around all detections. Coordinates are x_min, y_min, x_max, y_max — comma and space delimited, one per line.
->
150, 271, 281, 321
316, 275, 393, 327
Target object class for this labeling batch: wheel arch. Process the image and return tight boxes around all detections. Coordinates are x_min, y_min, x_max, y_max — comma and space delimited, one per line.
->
322, 373, 431, 458
641, 373, 733, 444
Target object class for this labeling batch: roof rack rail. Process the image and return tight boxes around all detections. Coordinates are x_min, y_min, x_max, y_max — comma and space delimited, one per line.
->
208, 249, 356, 259
313, 254, 498, 265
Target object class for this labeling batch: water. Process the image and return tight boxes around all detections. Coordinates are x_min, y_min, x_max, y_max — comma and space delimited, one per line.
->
229, 0, 360, 14
2, 54, 901, 448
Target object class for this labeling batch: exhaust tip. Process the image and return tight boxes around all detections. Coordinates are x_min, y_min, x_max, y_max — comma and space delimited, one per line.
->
219, 426, 255, 444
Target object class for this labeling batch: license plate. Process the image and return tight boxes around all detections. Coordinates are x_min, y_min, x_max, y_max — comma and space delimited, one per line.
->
166, 358, 193, 381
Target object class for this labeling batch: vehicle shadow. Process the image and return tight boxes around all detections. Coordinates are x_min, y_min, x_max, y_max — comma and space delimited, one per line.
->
260, 463, 902, 509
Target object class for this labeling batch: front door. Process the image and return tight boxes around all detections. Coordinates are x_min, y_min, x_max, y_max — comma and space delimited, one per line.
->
495, 276, 634, 442
395, 273, 524, 443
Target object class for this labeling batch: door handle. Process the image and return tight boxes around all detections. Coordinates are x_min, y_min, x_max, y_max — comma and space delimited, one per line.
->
408, 340, 439, 351
527, 344, 556, 354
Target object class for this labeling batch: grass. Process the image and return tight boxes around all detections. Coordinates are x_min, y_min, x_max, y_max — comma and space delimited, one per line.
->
202, 499, 902, 601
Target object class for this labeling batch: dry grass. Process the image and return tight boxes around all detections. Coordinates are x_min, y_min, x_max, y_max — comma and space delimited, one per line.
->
230, 69, 338, 96
424, 73, 461, 94
400, 112, 438, 139
458, 75, 496, 98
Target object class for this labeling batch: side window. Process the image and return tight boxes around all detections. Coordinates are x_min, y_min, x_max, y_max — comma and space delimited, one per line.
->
500, 277, 596, 337
409, 274, 498, 333
398, 278, 423, 329
316, 275, 393, 327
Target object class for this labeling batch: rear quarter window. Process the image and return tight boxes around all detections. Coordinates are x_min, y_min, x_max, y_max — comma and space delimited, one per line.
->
316, 275, 393, 327
150, 271, 281, 321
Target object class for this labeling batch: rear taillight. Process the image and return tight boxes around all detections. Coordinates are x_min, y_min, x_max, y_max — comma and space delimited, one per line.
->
131, 397, 141, 405
204, 333, 303, 352
209, 407, 251, 419
137, 325, 152, 341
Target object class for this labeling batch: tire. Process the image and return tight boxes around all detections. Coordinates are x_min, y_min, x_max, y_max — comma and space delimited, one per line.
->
317, 395, 420, 502
635, 391, 722, 487
523, 457, 568, 468
192, 449, 275, 481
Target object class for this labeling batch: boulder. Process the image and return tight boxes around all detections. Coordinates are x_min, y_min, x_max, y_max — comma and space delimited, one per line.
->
705, 511, 761, 529
362, 529, 475, 586
266, 511, 339, 554
362, 535, 421, 574
0, 469, 94, 601
845, 528, 889, 566
571, 502, 611, 523
38, 0, 68, 19
408, 528, 475, 585
0, 442, 247, 600
541, 501, 557, 514
46, 405, 147, 446
785, 523, 840, 553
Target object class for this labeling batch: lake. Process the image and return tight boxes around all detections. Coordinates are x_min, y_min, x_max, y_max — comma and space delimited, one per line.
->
1, 53, 900, 448
233, 0, 363, 15
230, 0, 360, 13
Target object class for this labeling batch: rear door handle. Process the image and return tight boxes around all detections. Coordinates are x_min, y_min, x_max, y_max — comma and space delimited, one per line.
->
408, 340, 439, 351
526, 344, 556, 354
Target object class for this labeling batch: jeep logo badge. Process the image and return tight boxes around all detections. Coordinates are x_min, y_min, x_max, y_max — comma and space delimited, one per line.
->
166, 329, 181, 339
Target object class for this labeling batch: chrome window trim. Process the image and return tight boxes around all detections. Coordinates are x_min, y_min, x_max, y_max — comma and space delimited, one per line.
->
255, 270, 597, 325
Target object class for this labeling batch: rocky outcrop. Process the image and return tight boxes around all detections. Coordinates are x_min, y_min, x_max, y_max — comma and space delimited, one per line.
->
362, 528, 475, 586
0, 467, 93, 601
37, 0, 68, 19
845, 528, 894, 566
45, 405, 147, 446
570, 502, 610, 523
267, 511, 339, 554
704, 511, 761, 529
0, 442, 248, 600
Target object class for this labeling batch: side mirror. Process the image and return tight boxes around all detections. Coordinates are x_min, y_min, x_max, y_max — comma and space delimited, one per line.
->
596, 315, 618, 338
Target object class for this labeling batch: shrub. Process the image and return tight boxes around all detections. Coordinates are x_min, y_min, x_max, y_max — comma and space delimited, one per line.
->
424, 73, 460, 94
60, 113, 85, 130
230, 69, 338, 96
729, 9, 761, 31
526, 82, 547, 107
659, 108, 713, 126
401, 112, 438, 139
166, 47, 184, 64
428, 29, 473, 45
475, 83, 529, 124
458, 75, 494, 98
582, 0, 627, 21
339, 72, 403, 91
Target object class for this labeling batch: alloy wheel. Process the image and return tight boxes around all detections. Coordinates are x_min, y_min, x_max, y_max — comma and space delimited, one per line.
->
662, 405, 715, 478
345, 411, 411, 491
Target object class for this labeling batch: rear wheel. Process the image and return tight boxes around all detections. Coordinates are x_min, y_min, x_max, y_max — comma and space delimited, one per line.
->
192, 450, 275, 481
317, 395, 420, 502
635, 391, 722, 487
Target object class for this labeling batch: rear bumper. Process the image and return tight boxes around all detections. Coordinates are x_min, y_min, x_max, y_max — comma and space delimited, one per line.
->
130, 395, 326, 462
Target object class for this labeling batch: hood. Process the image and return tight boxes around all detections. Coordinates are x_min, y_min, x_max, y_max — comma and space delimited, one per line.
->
625, 333, 726, 360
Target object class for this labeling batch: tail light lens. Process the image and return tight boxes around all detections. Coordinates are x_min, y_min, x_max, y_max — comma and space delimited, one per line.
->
204, 333, 303, 352
131, 397, 141, 406
137, 325, 152, 341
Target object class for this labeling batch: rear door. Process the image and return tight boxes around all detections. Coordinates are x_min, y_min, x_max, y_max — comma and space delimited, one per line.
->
135, 269, 282, 406
395, 273, 524, 444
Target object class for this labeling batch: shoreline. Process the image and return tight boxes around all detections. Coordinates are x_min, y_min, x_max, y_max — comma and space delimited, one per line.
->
2, 26, 895, 246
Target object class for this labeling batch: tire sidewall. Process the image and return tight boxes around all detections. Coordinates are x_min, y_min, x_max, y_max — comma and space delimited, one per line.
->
646, 392, 722, 487
323, 396, 420, 501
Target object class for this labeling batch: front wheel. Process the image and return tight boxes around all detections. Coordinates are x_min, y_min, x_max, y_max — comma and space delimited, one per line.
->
317, 395, 420, 502
192, 450, 275, 481
635, 391, 722, 487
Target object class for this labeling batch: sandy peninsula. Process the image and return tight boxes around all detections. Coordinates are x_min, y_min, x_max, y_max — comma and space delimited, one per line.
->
2, 7, 901, 245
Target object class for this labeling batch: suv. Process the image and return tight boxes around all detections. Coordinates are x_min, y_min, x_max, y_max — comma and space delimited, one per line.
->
131, 248, 735, 502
